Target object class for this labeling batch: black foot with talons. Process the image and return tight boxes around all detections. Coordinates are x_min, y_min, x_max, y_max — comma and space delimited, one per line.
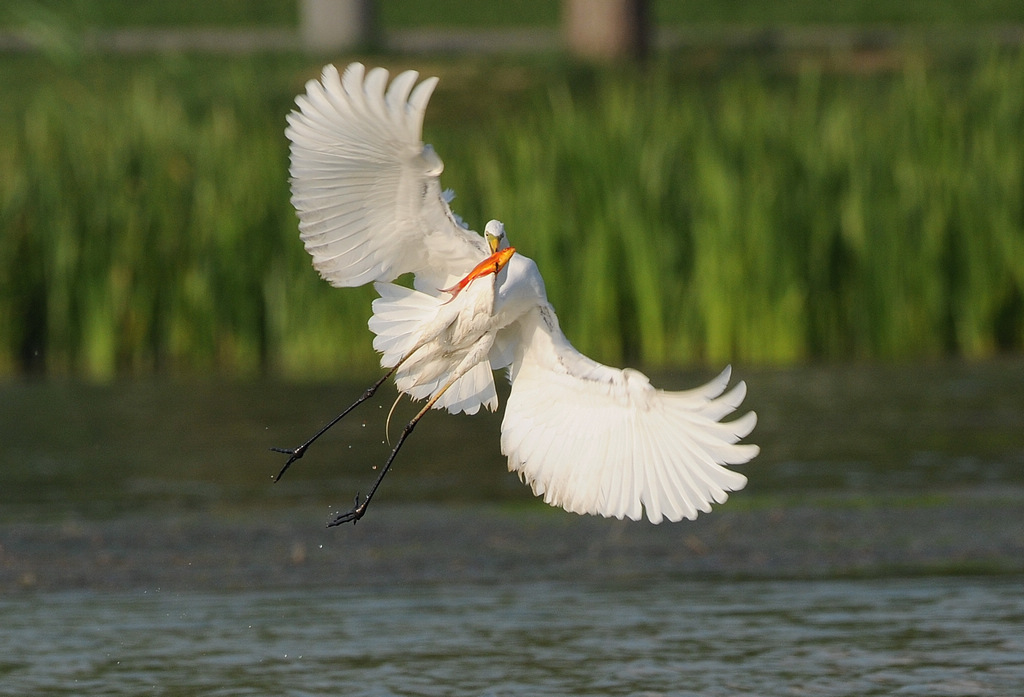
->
328, 494, 367, 526
269, 445, 308, 481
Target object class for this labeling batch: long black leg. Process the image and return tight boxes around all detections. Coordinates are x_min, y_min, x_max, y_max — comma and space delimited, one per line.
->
271, 365, 398, 481
328, 373, 460, 526
327, 407, 425, 526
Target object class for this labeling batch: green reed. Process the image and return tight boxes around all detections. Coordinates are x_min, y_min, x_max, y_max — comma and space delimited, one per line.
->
1, 54, 1022, 379
0, 61, 377, 378
442, 55, 1024, 366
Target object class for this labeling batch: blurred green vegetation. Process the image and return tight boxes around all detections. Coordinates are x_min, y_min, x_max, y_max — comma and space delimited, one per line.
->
1, 48, 1022, 379
6, 0, 1024, 29
441, 55, 1024, 365
0, 0, 297, 28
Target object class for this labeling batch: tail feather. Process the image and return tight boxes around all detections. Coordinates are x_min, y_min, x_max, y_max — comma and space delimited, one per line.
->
370, 282, 498, 415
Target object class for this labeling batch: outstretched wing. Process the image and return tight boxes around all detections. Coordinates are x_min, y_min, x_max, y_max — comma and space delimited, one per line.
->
501, 305, 757, 524
286, 63, 488, 292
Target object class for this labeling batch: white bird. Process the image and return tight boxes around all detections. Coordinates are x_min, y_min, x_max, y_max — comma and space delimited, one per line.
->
275, 63, 759, 526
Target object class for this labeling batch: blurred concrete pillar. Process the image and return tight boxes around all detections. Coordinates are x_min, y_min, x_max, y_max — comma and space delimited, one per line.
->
563, 0, 649, 61
300, 0, 375, 53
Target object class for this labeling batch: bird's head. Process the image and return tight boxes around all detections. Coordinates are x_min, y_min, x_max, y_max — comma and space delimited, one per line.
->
485, 219, 509, 253
439, 224, 516, 303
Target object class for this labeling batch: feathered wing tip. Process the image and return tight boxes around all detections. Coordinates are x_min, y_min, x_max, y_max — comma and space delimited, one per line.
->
369, 282, 498, 416
500, 313, 758, 524
285, 62, 486, 292
293, 63, 436, 153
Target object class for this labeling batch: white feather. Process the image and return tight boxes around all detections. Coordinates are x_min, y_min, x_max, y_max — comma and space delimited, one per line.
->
500, 304, 756, 524
369, 281, 498, 415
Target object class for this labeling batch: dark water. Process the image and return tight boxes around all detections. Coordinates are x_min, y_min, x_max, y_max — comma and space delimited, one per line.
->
3, 360, 1023, 519
1, 360, 1023, 695
3, 578, 1023, 696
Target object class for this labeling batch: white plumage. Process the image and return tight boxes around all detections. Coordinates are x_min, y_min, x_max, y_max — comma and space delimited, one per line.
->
285, 63, 759, 524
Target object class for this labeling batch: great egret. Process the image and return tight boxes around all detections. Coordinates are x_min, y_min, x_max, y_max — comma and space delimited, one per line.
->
275, 63, 758, 526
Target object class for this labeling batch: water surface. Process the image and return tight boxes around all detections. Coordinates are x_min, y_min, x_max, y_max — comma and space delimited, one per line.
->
3, 578, 1022, 696
1, 360, 1022, 695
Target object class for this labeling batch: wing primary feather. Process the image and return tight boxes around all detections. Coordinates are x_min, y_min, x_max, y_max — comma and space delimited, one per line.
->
408, 77, 440, 133
646, 412, 695, 521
